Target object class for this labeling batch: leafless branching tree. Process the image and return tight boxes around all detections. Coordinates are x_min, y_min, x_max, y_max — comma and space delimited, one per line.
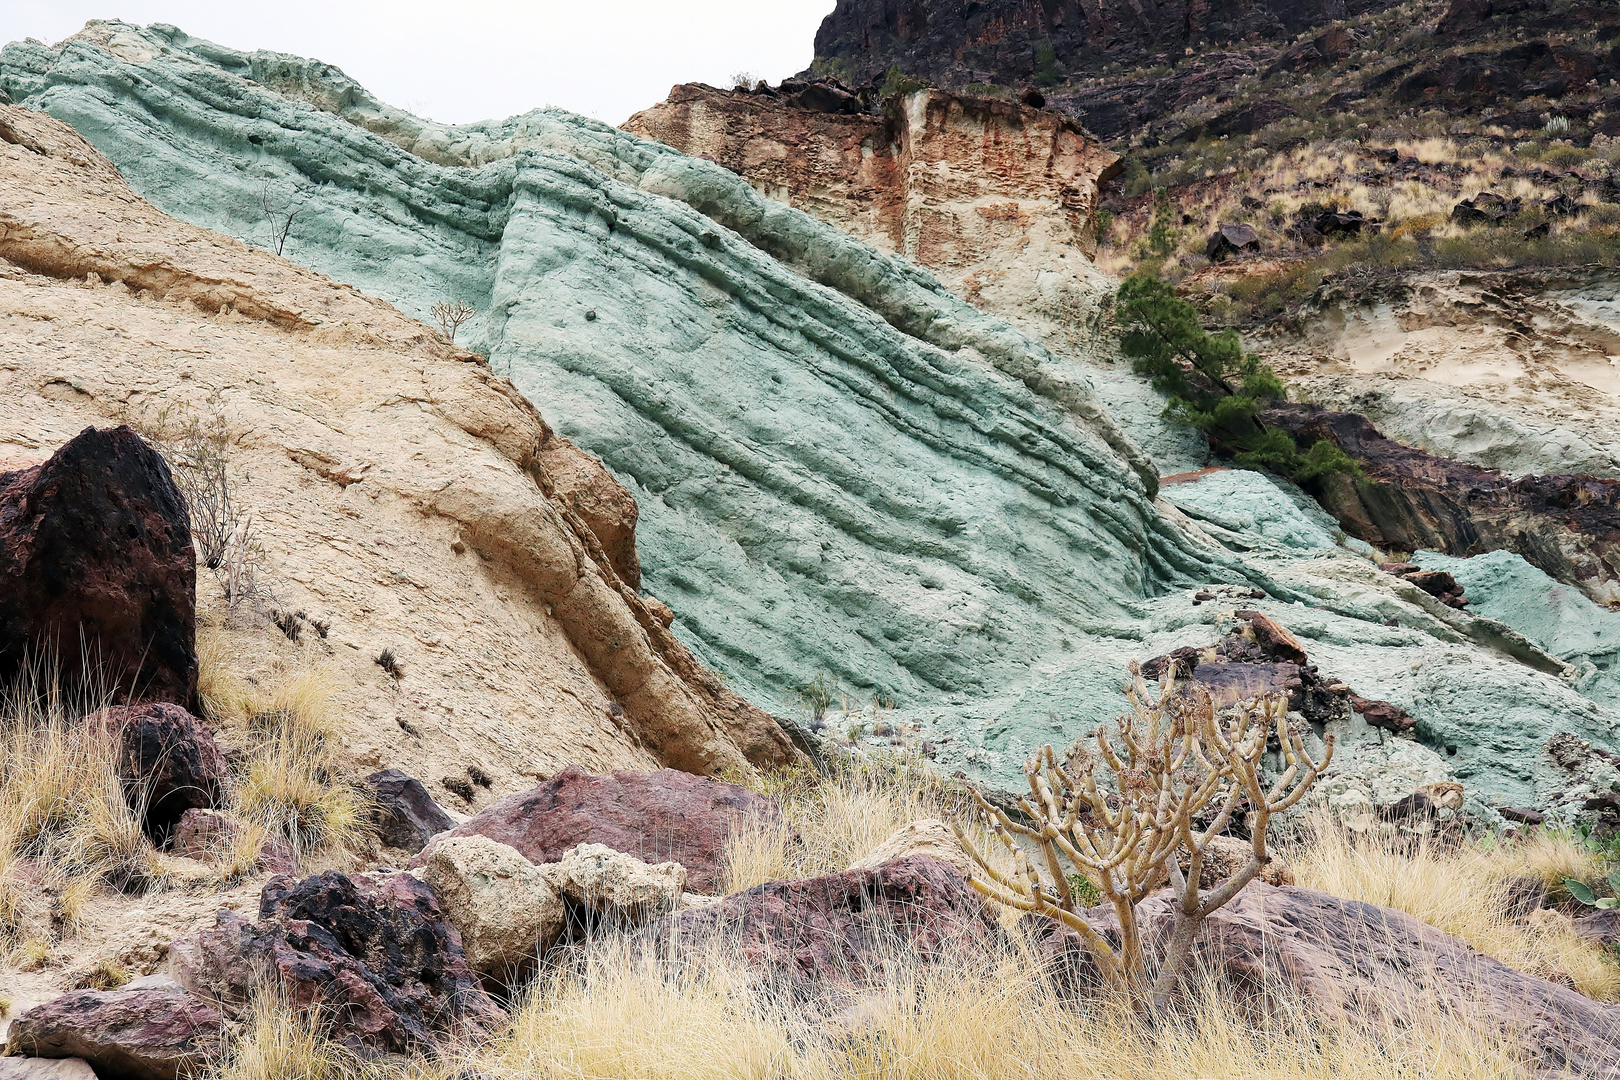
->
430, 300, 476, 342
954, 663, 1332, 1008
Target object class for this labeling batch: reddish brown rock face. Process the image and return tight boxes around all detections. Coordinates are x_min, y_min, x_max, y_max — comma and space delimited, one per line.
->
4, 984, 224, 1080
411, 765, 780, 894
1261, 403, 1620, 609
624, 86, 1119, 340
88, 702, 229, 844
0, 426, 196, 709
168, 870, 502, 1055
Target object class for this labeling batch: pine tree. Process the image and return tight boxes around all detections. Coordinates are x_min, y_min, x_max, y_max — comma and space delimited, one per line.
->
1115, 273, 1358, 483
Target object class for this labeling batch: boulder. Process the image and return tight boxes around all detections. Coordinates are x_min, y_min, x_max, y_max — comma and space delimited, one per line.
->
418, 836, 564, 980
362, 769, 454, 853
411, 766, 779, 893
546, 843, 685, 924
1571, 908, 1620, 949
1182, 834, 1294, 888
0, 1059, 98, 1080
0, 426, 196, 710
1051, 883, 1620, 1075
648, 855, 1001, 995
168, 870, 500, 1054
1205, 222, 1261, 261
1452, 191, 1523, 225
847, 818, 974, 878
3, 985, 223, 1080
169, 809, 293, 873
87, 704, 227, 843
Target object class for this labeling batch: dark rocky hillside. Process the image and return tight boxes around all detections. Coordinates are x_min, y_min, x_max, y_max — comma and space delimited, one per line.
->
808, 0, 1620, 324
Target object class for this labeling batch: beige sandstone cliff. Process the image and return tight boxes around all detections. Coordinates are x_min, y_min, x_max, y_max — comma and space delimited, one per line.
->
0, 103, 798, 809
624, 85, 1123, 354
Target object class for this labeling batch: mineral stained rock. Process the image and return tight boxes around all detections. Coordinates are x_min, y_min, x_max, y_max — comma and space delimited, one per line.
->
3, 984, 224, 1080
1055, 883, 1620, 1077
168, 870, 501, 1054
623, 83, 1122, 355
6, 24, 1620, 815
0, 97, 794, 784
648, 855, 1001, 994
363, 769, 455, 853
0, 425, 196, 710
412, 766, 773, 894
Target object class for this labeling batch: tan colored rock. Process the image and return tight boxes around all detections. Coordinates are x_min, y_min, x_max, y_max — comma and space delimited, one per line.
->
847, 818, 974, 878
0, 102, 797, 799
419, 836, 564, 977
546, 843, 685, 922
624, 86, 1121, 357
1188, 835, 1295, 889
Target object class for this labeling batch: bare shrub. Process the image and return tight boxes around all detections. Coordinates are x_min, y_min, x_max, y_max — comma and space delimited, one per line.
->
255, 180, 301, 258
954, 663, 1332, 1006
429, 300, 475, 342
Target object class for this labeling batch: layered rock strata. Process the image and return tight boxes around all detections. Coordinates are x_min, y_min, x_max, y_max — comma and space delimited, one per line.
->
623, 83, 1121, 353
0, 99, 794, 790
1262, 403, 1620, 608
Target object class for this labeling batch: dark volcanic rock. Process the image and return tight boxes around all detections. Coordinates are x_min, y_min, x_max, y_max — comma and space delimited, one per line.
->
1053, 883, 1620, 1075
89, 702, 227, 844
410, 765, 779, 893
1261, 403, 1620, 608
1453, 191, 1523, 224
648, 855, 1001, 994
0, 426, 196, 709
168, 870, 500, 1054
1142, 610, 1347, 726
3, 984, 224, 1080
363, 768, 454, 853
806, 0, 1399, 98
1206, 222, 1261, 261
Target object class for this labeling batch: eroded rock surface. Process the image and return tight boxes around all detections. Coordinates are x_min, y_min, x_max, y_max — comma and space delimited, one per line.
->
649, 855, 1001, 994
418, 836, 564, 981
0, 98, 794, 790
624, 84, 1121, 355
89, 702, 228, 844
1057, 883, 1620, 1077
169, 870, 501, 1054
3, 984, 223, 1080
363, 769, 454, 854
1262, 402, 1620, 608
0, 425, 195, 709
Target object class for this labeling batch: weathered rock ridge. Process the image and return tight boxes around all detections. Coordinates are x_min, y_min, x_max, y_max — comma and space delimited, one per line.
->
0, 99, 794, 796
624, 84, 1121, 354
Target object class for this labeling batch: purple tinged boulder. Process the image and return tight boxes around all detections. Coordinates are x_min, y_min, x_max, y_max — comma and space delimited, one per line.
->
362, 769, 454, 853
3, 984, 223, 1080
410, 765, 779, 893
87, 703, 228, 843
168, 870, 500, 1054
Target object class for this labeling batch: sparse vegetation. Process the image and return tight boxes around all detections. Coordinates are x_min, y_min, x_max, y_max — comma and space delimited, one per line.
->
429, 300, 476, 343
374, 647, 404, 680
1114, 272, 1359, 482
955, 669, 1330, 1005
1290, 823, 1620, 1002
254, 179, 301, 258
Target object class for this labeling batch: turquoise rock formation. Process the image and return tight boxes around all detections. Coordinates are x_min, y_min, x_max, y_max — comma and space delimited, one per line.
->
7, 21, 1618, 813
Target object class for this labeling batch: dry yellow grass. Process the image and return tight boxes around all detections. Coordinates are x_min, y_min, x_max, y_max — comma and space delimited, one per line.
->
476, 933, 1535, 1080
1289, 824, 1620, 1001
0, 663, 157, 901
722, 754, 992, 893
202, 985, 363, 1080
230, 730, 372, 867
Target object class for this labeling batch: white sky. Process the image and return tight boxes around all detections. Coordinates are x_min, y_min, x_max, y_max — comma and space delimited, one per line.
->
2, 1, 835, 125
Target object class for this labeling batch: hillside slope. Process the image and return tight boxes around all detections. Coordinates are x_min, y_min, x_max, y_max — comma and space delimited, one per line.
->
6, 22, 1619, 815
0, 100, 796, 808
